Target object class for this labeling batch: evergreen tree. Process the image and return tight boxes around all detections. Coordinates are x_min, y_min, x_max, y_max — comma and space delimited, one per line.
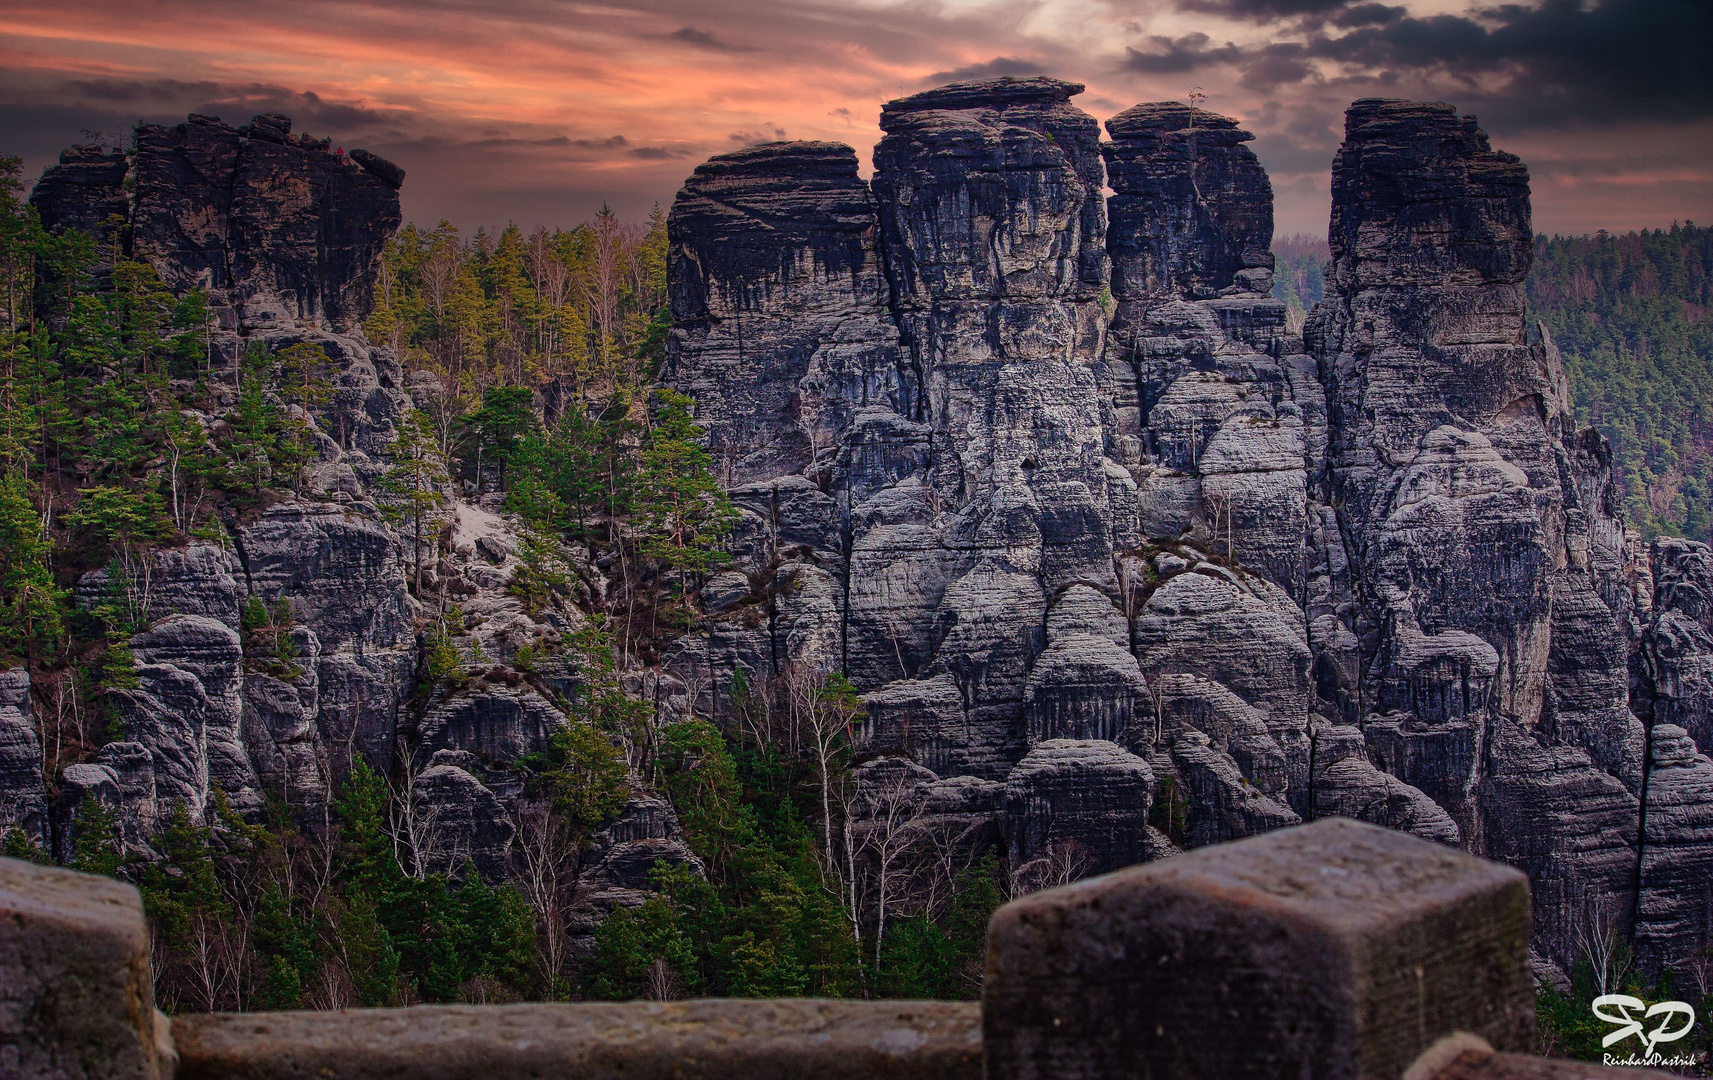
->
378, 409, 450, 595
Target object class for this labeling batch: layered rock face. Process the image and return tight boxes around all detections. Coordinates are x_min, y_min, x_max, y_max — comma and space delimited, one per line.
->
14, 120, 700, 941
33, 112, 402, 332
31, 114, 412, 472
666, 80, 1713, 973
1310, 100, 1646, 952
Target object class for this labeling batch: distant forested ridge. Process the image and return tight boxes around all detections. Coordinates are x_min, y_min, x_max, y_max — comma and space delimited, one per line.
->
1271, 234, 1328, 334
1275, 225, 1713, 542
1528, 224, 1713, 541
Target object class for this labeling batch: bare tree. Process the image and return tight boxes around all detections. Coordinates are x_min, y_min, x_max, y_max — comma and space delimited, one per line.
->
421, 237, 461, 323
849, 763, 933, 978
389, 742, 450, 880
511, 798, 578, 996
1009, 838, 1093, 899
1202, 489, 1235, 561
583, 206, 623, 387
1570, 889, 1634, 997
644, 957, 681, 1001
783, 664, 865, 943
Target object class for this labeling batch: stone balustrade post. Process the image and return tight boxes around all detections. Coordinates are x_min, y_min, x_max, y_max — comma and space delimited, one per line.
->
982, 818, 1536, 1080
0, 857, 176, 1080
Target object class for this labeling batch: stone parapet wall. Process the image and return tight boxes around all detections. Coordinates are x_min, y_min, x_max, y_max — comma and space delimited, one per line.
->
0, 820, 1669, 1080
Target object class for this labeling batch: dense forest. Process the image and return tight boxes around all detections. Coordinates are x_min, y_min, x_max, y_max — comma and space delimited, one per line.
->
0, 152, 999, 1009
1270, 233, 1328, 335
1529, 224, 1713, 542
1271, 225, 1713, 543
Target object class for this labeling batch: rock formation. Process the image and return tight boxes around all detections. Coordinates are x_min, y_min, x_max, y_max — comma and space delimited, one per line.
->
31, 114, 412, 474
663, 79, 1713, 975
34, 112, 402, 332
15, 84, 1713, 980
13, 115, 698, 946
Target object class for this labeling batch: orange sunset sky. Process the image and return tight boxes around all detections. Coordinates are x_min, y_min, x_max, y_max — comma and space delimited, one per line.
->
1, 0, 1707, 237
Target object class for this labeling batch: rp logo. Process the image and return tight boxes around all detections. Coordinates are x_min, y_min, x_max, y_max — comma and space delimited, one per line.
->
1592, 995, 1697, 1056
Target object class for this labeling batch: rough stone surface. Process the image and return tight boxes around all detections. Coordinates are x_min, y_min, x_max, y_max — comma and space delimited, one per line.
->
20, 83, 1713, 984
1312, 725, 1460, 846
114, 614, 257, 819
410, 761, 515, 879
0, 668, 47, 846
1634, 723, 1713, 979
984, 819, 1534, 1080
32, 113, 402, 332
564, 790, 706, 955
0, 857, 172, 1080
31, 115, 412, 466
1004, 739, 1155, 877
660, 85, 1713, 976
1103, 102, 1274, 300
172, 999, 981, 1080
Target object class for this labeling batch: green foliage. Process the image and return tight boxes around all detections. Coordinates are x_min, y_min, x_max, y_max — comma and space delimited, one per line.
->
224, 344, 292, 498
1271, 234, 1328, 331
458, 385, 537, 490
585, 895, 698, 999
1532, 957, 1709, 1065
69, 796, 124, 877
240, 595, 269, 632
66, 484, 166, 547
423, 612, 466, 689
507, 533, 571, 615
377, 409, 450, 593
612, 715, 863, 1000
636, 388, 735, 576
532, 716, 628, 844
1529, 223, 1713, 540
872, 854, 1004, 1000
1149, 775, 1189, 844
133, 760, 544, 1013
3, 826, 51, 863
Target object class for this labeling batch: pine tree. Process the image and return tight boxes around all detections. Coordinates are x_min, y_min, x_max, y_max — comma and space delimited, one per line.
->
378, 409, 450, 595
636, 388, 734, 623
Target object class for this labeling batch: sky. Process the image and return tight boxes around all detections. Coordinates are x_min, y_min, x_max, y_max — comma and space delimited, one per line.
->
0, 0, 1707, 239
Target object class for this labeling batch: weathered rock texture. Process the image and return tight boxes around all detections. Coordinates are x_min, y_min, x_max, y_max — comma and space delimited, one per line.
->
34, 113, 401, 331
17, 85, 1713, 981
664, 81, 1713, 974
985, 819, 1535, 1080
30, 114, 412, 474
173, 999, 980, 1080
0, 856, 176, 1080
16, 118, 701, 951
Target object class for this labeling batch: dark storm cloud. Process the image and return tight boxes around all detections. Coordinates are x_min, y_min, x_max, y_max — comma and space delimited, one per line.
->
1134, 0, 1713, 128
66, 78, 225, 103
1237, 45, 1314, 91
27, 78, 419, 140
1329, 4, 1403, 27
1123, 34, 1242, 73
1174, 0, 1351, 19
924, 56, 1047, 83
3, 0, 1708, 236
664, 27, 754, 51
